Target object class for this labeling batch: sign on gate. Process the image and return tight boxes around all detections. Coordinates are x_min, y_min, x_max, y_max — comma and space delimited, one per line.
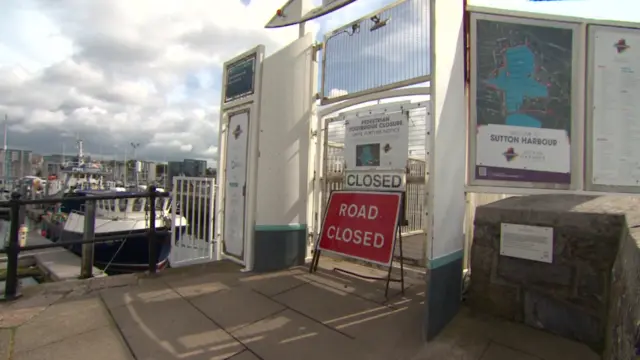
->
344, 112, 409, 171
344, 171, 405, 191
318, 191, 401, 266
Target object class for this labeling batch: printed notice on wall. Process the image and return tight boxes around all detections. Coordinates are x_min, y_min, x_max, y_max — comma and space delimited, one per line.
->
500, 223, 553, 263
590, 26, 640, 187
344, 112, 409, 171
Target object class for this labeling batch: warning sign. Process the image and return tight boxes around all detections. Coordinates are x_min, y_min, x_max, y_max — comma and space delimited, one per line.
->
344, 112, 409, 171
317, 191, 401, 266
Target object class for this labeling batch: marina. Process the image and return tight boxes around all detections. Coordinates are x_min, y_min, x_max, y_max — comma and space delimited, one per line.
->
0, 0, 638, 359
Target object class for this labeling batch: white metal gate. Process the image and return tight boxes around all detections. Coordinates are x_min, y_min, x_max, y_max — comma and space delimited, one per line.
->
318, 103, 430, 265
169, 176, 217, 267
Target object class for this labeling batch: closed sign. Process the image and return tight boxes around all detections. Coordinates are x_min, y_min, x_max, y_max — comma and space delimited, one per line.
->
344, 171, 405, 191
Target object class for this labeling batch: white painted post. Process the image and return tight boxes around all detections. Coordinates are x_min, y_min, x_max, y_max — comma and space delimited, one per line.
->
424, 0, 467, 340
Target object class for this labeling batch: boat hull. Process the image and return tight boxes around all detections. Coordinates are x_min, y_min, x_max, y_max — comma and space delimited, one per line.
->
42, 219, 186, 273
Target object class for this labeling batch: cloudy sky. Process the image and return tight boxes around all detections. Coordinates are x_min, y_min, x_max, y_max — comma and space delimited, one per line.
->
0, 0, 397, 165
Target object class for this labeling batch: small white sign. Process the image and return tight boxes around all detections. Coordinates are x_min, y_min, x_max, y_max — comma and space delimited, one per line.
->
344, 171, 405, 191
500, 223, 553, 263
344, 112, 409, 171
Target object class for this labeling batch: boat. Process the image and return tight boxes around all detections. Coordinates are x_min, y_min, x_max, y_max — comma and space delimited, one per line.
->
42, 189, 187, 273
40, 138, 187, 273
44, 139, 120, 199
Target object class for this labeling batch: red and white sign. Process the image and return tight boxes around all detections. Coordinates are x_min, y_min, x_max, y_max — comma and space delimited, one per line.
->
317, 191, 401, 266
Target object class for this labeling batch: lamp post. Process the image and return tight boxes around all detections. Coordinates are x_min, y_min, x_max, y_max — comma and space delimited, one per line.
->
130, 142, 140, 188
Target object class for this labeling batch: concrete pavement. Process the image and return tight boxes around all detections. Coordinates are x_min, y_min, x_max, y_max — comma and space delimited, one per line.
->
0, 259, 599, 359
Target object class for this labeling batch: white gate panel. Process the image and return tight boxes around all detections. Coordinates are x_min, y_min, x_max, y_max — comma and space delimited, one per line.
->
170, 176, 216, 267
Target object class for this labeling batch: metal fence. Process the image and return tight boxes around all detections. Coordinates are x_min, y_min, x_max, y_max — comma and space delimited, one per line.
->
321, 0, 431, 104
169, 176, 216, 267
0, 188, 168, 300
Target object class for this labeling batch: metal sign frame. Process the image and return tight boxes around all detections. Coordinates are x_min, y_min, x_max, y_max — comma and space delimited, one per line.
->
265, 0, 357, 28
585, 24, 640, 194
467, 12, 586, 191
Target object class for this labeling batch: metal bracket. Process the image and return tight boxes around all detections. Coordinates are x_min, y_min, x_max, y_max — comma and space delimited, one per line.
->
310, 130, 318, 138
337, 101, 429, 122
311, 43, 323, 62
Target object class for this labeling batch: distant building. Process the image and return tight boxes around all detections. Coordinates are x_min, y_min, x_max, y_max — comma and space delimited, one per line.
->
167, 159, 208, 186
105, 160, 157, 185
42, 154, 68, 178
0, 149, 33, 180
182, 159, 207, 177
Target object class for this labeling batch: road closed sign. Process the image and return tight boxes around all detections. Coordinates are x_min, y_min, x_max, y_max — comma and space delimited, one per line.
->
318, 191, 402, 266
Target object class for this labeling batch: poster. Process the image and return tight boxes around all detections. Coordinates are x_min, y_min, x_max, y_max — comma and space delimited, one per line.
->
590, 26, 640, 187
472, 15, 575, 184
344, 112, 409, 171
223, 111, 249, 258
225, 54, 256, 103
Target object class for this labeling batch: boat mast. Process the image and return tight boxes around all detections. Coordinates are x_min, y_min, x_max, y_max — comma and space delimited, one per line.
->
77, 138, 84, 164
3, 115, 9, 189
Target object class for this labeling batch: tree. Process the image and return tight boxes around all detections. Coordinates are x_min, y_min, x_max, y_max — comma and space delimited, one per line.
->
205, 168, 217, 177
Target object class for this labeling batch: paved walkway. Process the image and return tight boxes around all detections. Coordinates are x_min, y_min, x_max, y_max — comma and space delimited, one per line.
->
0, 259, 599, 360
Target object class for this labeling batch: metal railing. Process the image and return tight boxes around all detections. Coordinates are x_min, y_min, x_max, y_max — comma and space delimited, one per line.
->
0, 186, 169, 301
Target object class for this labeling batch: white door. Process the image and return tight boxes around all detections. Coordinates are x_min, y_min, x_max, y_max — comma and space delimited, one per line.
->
223, 110, 249, 258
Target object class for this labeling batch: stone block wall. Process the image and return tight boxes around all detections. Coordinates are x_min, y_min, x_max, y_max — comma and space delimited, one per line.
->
468, 195, 640, 356
606, 223, 640, 359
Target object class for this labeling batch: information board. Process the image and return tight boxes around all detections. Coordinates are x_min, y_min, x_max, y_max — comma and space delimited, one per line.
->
500, 223, 553, 263
470, 14, 578, 186
589, 26, 640, 187
225, 54, 256, 103
344, 112, 409, 171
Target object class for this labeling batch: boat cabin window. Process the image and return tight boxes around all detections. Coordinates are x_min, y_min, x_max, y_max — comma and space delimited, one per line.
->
118, 199, 128, 212
132, 198, 145, 212
156, 198, 166, 211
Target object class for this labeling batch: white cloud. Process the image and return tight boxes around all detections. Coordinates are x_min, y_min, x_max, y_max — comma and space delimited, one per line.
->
0, 0, 319, 167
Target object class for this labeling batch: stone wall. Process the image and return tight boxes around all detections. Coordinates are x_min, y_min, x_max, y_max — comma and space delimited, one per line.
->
468, 195, 640, 356
606, 219, 640, 359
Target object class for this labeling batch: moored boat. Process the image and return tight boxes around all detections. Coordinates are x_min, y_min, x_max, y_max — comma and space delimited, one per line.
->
41, 189, 188, 273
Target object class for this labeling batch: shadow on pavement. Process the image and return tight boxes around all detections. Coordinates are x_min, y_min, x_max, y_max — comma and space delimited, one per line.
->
98, 259, 426, 360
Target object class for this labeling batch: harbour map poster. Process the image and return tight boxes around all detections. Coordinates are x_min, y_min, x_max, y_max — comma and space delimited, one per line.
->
589, 26, 640, 188
223, 111, 250, 258
344, 112, 409, 171
471, 14, 576, 185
